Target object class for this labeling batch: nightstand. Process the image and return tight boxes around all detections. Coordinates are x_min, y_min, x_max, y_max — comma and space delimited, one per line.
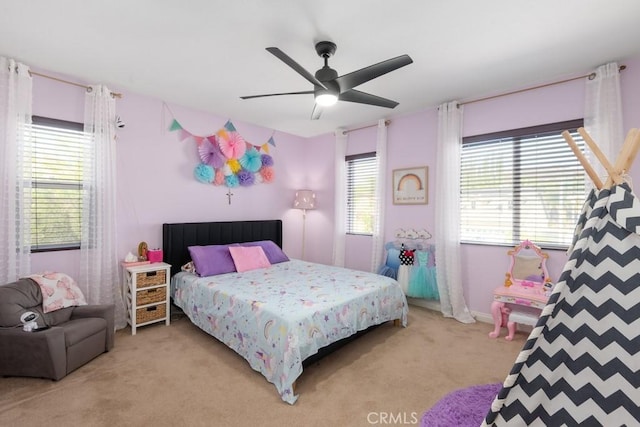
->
122, 262, 171, 335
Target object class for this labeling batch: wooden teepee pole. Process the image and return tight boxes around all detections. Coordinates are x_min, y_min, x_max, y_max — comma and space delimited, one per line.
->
578, 127, 623, 186
603, 128, 640, 188
562, 130, 603, 189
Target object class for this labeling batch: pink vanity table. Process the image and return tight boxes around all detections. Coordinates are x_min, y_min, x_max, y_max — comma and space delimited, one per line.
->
489, 240, 553, 341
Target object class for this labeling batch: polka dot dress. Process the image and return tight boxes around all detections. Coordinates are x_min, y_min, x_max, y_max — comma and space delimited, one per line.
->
399, 248, 415, 265
397, 244, 414, 293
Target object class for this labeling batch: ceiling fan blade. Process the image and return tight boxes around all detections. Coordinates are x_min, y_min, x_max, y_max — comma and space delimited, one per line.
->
339, 89, 399, 108
266, 47, 328, 90
335, 54, 413, 92
310, 103, 323, 120
240, 90, 313, 100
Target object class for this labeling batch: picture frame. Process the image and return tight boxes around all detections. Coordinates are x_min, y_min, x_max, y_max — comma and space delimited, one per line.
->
392, 166, 428, 205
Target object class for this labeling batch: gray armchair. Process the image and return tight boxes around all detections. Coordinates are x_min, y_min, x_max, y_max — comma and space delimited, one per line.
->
0, 277, 114, 380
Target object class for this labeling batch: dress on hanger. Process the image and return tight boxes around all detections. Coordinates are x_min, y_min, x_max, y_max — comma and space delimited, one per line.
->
397, 244, 414, 294
407, 250, 440, 299
377, 242, 401, 279
407, 250, 428, 298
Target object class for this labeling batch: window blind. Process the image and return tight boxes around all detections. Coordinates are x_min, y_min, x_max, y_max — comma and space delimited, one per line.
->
28, 116, 87, 251
346, 152, 377, 235
460, 120, 585, 249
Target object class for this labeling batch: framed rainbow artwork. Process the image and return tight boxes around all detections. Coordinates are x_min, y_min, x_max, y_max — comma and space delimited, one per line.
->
392, 166, 428, 205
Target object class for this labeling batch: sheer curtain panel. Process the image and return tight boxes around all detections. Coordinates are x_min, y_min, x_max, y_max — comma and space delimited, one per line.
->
435, 102, 475, 323
80, 85, 126, 329
0, 57, 32, 283
584, 62, 624, 184
332, 130, 347, 267
370, 119, 387, 272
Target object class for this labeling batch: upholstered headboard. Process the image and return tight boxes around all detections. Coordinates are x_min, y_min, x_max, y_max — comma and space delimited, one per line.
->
162, 220, 283, 277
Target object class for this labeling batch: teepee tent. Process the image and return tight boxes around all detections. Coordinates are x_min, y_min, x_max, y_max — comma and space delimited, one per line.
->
483, 128, 640, 426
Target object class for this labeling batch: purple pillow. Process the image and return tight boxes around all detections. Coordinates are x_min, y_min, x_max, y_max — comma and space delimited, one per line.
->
188, 245, 237, 277
240, 240, 289, 264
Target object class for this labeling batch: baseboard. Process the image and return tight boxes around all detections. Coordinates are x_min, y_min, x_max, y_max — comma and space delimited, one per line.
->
408, 302, 533, 333
471, 310, 493, 324
408, 298, 494, 324
407, 297, 441, 312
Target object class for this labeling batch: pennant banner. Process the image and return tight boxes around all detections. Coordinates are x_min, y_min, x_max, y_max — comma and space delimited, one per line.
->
169, 119, 182, 132
169, 117, 276, 188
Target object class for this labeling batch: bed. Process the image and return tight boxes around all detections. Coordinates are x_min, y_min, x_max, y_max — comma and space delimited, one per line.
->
163, 220, 408, 404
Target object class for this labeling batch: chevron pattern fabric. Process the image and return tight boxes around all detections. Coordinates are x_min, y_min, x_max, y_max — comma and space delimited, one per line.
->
483, 183, 640, 426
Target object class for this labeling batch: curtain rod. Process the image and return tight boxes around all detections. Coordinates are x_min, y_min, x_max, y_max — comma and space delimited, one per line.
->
341, 119, 391, 135
29, 70, 123, 99
460, 65, 626, 106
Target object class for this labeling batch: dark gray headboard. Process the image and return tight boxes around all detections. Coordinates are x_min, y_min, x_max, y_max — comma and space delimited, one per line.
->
162, 220, 283, 277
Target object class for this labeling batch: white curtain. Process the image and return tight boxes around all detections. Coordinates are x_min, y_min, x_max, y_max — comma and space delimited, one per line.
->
80, 85, 126, 329
584, 62, 624, 184
0, 57, 32, 283
332, 129, 348, 267
435, 102, 475, 323
370, 119, 387, 272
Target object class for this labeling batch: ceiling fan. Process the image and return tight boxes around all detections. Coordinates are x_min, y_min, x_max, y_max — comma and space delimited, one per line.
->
240, 41, 413, 120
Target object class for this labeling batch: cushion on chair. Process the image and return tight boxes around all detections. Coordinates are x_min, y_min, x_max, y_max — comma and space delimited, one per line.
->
44, 307, 74, 326
61, 318, 108, 348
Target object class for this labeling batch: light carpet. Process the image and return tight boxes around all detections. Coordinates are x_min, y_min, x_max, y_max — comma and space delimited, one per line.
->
0, 306, 524, 427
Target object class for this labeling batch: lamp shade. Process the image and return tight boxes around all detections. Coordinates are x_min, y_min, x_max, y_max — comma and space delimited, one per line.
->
294, 190, 316, 210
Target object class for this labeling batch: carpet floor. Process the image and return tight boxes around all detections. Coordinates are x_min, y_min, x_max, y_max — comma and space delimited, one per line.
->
0, 306, 525, 427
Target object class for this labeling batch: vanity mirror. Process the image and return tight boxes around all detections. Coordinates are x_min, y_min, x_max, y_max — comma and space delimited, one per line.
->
491, 240, 553, 340
505, 240, 551, 286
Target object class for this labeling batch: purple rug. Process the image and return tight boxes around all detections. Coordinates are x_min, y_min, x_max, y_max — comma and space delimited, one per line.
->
420, 383, 502, 427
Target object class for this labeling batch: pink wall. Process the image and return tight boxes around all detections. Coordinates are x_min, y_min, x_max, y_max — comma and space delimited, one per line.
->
30, 69, 309, 279
28, 55, 640, 318
305, 55, 640, 315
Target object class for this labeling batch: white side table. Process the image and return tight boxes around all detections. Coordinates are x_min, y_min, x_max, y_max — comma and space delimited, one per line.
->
122, 262, 171, 335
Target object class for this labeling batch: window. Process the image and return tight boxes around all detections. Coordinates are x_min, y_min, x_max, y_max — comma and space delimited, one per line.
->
460, 119, 585, 249
27, 116, 88, 251
346, 152, 377, 235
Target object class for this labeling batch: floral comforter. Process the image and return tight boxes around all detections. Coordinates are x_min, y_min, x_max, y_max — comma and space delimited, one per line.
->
171, 259, 408, 404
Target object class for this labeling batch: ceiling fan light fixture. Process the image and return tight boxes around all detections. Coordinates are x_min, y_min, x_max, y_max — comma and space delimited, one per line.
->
315, 93, 338, 106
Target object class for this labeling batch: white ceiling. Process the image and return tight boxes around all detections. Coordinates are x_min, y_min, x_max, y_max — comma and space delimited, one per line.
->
2, 1, 640, 138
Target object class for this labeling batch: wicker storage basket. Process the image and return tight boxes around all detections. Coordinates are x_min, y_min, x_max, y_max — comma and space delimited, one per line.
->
136, 270, 166, 288
136, 303, 166, 324
136, 287, 166, 305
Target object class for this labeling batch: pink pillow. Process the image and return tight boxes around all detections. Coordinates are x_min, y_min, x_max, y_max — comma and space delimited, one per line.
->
228, 246, 271, 273
28, 272, 87, 313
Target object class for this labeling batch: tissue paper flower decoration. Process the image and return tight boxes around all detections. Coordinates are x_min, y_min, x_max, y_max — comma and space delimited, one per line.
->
218, 130, 247, 159
239, 148, 262, 173
222, 163, 233, 176
214, 169, 225, 185
237, 169, 255, 186
194, 163, 214, 183
261, 154, 274, 167
260, 166, 275, 183
227, 158, 241, 174
198, 136, 225, 168
171, 119, 276, 188
225, 174, 240, 187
